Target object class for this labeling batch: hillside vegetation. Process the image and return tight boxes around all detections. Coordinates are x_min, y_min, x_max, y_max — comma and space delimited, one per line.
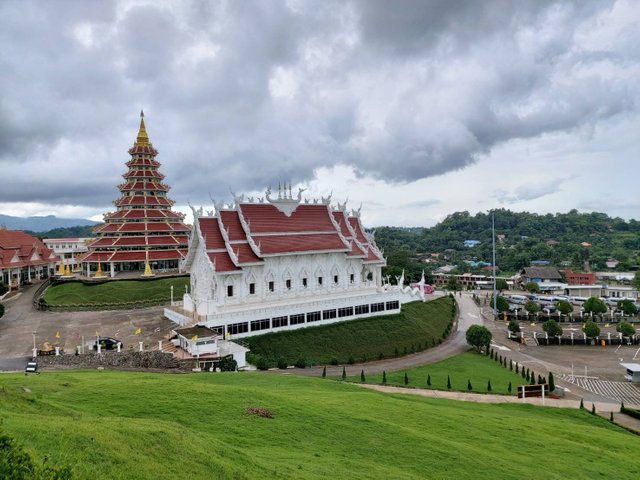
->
375, 209, 640, 281
0, 371, 638, 480
246, 297, 455, 366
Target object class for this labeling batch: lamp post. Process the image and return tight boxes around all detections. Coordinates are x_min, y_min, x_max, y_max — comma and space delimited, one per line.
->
32, 331, 37, 358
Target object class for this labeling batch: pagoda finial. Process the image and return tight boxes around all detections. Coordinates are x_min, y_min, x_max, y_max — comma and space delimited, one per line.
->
135, 110, 150, 146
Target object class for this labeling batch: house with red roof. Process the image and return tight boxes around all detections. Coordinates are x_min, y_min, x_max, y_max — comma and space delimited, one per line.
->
166, 187, 418, 338
0, 229, 58, 289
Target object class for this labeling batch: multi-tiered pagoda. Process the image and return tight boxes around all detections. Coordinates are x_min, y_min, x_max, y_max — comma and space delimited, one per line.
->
82, 112, 189, 277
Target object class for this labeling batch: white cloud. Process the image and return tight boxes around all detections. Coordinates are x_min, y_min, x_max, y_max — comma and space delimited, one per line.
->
0, 0, 638, 226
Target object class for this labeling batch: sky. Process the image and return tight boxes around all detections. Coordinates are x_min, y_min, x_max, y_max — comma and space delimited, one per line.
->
1, 0, 639, 228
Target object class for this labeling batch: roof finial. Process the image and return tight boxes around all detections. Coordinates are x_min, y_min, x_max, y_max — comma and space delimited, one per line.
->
135, 110, 150, 146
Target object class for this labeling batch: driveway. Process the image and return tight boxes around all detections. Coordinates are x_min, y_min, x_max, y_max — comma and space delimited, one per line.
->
0, 282, 171, 368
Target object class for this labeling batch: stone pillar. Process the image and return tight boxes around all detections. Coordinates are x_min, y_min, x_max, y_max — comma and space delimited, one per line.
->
139, 341, 144, 352
158, 340, 162, 351
110, 262, 115, 278
97, 343, 102, 354
55, 347, 60, 356
117, 342, 122, 353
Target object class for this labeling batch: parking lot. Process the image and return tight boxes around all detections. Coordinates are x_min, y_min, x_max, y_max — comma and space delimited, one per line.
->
0, 283, 171, 360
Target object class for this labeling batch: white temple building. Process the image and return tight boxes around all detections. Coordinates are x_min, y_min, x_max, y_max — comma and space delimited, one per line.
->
165, 186, 425, 338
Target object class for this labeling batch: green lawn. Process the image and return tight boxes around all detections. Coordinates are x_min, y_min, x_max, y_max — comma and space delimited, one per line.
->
0, 371, 638, 479
41, 276, 189, 308
246, 297, 455, 366
348, 351, 528, 395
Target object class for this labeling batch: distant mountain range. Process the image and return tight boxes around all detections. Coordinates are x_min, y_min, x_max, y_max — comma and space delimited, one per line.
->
0, 214, 99, 232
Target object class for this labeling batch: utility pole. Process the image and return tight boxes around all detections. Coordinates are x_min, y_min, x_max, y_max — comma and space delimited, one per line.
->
492, 211, 497, 319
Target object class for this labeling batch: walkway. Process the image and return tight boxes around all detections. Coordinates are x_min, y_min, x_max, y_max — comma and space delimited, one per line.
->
561, 375, 640, 406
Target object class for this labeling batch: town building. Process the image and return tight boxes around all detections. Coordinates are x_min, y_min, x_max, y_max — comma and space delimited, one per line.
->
463, 240, 481, 248
81, 113, 190, 277
0, 229, 58, 289
518, 266, 562, 285
165, 187, 424, 338
43, 238, 92, 269
564, 268, 596, 285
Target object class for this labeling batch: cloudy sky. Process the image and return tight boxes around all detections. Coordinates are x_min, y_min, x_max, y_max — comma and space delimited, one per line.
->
1, 0, 638, 227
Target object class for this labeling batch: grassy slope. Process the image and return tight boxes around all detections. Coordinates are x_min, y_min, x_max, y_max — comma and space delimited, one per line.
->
349, 352, 526, 395
42, 276, 189, 306
0, 371, 638, 480
245, 297, 454, 365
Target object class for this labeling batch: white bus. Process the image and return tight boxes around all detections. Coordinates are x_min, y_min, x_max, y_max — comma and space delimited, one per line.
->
508, 295, 528, 305
569, 296, 588, 306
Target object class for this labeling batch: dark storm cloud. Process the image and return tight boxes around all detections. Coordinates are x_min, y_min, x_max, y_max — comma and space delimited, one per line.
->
0, 0, 637, 210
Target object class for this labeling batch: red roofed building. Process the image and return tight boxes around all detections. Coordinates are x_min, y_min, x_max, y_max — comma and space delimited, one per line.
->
81, 112, 190, 277
0, 229, 58, 289
167, 187, 425, 338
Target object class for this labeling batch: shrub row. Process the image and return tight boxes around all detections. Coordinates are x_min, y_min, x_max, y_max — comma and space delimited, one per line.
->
248, 297, 455, 369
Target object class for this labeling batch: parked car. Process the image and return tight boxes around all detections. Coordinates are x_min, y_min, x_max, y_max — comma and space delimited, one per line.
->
93, 337, 121, 351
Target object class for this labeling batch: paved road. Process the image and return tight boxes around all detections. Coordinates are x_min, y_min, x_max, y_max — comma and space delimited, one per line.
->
0, 282, 170, 369
292, 293, 480, 377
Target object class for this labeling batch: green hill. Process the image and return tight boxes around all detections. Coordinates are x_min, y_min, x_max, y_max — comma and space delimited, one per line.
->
375, 209, 640, 281
0, 371, 638, 479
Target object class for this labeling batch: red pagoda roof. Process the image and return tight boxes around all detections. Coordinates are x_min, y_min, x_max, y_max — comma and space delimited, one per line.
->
207, 251, 240, 272
122, 170, 164, 179
126, 157, 160, 168
239, 203, 336, 233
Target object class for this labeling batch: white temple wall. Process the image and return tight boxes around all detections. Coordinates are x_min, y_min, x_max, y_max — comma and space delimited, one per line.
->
213, 252, 380, 309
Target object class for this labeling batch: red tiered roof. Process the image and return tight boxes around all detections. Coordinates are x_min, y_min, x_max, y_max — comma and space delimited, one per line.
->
219, 211, 246, 241
239, 204, 336, 233
199, 218, 226, 249
207, 251, 240, 272
257, 233, 348, 255
123, 169, 164, 179
126, 157, 160, 168
0, 230, 57, 269
83, 115, 190, 268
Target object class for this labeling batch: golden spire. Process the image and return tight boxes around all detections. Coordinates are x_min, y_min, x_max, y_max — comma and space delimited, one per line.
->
135, 109, 150, 146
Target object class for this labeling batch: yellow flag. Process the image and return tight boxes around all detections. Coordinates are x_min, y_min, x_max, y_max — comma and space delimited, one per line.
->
55, 331, 60, 338
134, 327, 141, 335
95, 331, 99, 337
191, 335, 198, 342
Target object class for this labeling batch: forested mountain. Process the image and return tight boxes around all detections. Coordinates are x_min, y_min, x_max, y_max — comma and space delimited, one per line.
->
0, 214, 97, 231
374, 209, 640, 282
27, 225, 98, 239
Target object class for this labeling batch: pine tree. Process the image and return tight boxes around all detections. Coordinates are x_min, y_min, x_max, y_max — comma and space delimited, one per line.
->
530, 373, 536, 385
591, 403, 596, 414
498, 355, 502, 364
490, 350, 494, 360
361, 370, 365, 382
447, 375, 452, 389
508, 381, 512, 393
515, 363, 519, 374
579, 398, 584, 409
538, 375, 543, 384
510, 360, 513, 371
548, 372, 555, 392
621, 400, 625, 411
610, 411, 614, 421
487, 380, 492, 392
467, 379, 472, 391
525, 370, 530, 381
427, 374, 431, 386
382, 371, 387, 384
404, 372, 409, 385
322, 366, 326, 378
341, 366, 346, 380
